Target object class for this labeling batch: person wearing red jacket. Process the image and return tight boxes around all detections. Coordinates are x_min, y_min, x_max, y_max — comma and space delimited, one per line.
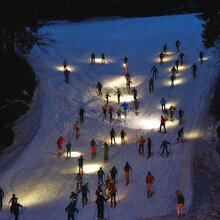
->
146, 171, 155, 197
57, 136, 65, 155
108, 106, 115, 123
159, 115, 166, 133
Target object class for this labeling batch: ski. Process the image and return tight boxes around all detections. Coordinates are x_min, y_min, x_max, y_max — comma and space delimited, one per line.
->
57, 152, 64, 158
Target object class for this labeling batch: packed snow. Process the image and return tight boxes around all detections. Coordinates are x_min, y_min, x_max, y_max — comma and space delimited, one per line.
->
0, 14, 218, 220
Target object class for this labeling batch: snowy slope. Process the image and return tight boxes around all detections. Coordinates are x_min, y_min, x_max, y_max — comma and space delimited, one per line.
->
0, 14, 218, 220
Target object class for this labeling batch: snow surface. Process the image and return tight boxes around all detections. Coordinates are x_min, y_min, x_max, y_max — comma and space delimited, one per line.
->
0, 14, 218, 220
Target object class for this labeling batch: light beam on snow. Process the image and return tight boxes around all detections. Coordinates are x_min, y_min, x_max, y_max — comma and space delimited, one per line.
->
162, 78, 187, 87
198, 57, 209, 61
111, 95, 134, 103
156, 101, 178, 110
87, 58, 114, 64
55, 65, 75, 72
81, 164, 101, 174
154, 56, 175, 63
167, 65, 189, 72
185, 129, 202, 139
64, 151, 81, 158
166, 51, 174, 55
107, 137, 122, 145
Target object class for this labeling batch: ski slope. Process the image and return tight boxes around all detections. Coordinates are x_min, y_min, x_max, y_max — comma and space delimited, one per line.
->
0, 14, 218, 220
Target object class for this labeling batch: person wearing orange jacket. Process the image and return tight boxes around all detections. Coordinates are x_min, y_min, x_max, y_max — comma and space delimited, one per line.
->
159, 115, 166, 133
57, 136, 65, 155
136, 136, 146, 156
146, 171, 155, 197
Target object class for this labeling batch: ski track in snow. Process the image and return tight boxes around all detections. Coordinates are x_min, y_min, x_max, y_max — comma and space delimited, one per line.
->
0, 14, 218, 220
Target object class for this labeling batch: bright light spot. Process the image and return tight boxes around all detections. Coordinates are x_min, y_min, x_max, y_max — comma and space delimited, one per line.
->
64, 151, 81, 158
185, 130, 202, 139
154, 56, 175, 63
167, 65, 189, 72
123, 63, 127, 68
166, 52, 174, 55
107, 137, 122, 145
156, 101, 178, 110
111, 95, 134, 103
87, 58, 114, 64
139, 118, 159, 129
162, 78, 187, 86
82, 164, 101, 174
55, 65, 75, 72
198, 57, 209, 61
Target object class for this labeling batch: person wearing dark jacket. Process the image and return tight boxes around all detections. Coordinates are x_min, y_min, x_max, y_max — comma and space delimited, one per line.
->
177, 127, 184, 141
70, 191, 79, 206
12, 199, 22, 220
160, 140, 170, 157
80, 182, 90, 207
120, 129, 126, 145
9, 194, 17, 213
96, 191, 107, 220
124, 162, 132, 185
109, 183, 117, 207
96, 81, 103, 96
79, 108, 86, 124
110, 128, 116, 145
151, 66, 158, 79
148, 77, 154, 93
178, 108, 184, 123
65, 201, 79, 220
147, 137, 152, 158
0, 186, 4, 209
97, 167, 105, 185
90, 139, 97, 159
110, 166, 118, 184
78, 156, 84, 173
76, 173, 82, 191
176, 191, 185, 218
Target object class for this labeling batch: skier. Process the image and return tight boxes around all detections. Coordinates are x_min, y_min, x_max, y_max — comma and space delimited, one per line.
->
96, 81, 103, 96
124, 162, 132, 185
66, 141, 72, 158
110, 128, 116, 145
146, 172, 155, 197
102, 142, 109, 163
97, 167, 105, 185
64, 68, 70, 83
120, 129, 126, 145
159, 115, 166, 133
136, 136, 146, 156
109, 183, 117, 207
123, 56, 128, 66
11, 198, 23, 220
90, 139, 97, 159
176, 191, 185, 218
147, 137, 152, 158
179, 52, 185, 65
191, 63, 198, 79
80, 182, 90, 207
126, 78, 132, 93
134, 99, 140, 115
108, 106, 115, 123
0, 186, 4, 209
160, 140, 170, 157
151, 66, 158, 79
110, 166, 118, 184
78, 155, 84, 174
175, 40, 181, 52
178, 108, 184, 124
105, 93, 111, 105
57, 136, 65, 155
63, 59, 68, 70
175, 59, 180, 72
115, 89, 123, 104
65, 201, 79, 220
169, 106, 176, 121
159, 52, 165, 64
171, 66, 177, 75
91, 53, 95, 64
199, 51, 204, 63
79, 108, 86, 124
95, 185, 103, 196
76, 173, 82, 191
9, 194, 17, 214
102, 104, 109, 121
121, 102, 128, 117
101, 52, 105, 64
132, 87, 138, 100
163, 43, 168, 55
160, 97, 167, 111
104, 176, 113, 198
148, 77, 154, 93
177, 127, 184, 142
117, 108, 122, 121
170, 74, 176, 87
95, 191, 107, 220
70, 191, 79, 206
74, 121, 81, 138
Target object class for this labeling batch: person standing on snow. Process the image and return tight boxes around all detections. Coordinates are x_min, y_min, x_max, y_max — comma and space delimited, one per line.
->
102, 142, 109, 163
65, 201, 79, 220
171, 66, 177, 75
97, 167, 105, 185
110, 128, 116, 145
104, 176, 113, 198
66, 141, 72, 158
177, 127, 184, 142
134, 99, 140, 115
57, 136, 65, 155
176, 191, 185, 218
160, 140, 170, 157
115, 89, 123, 104
11, 198, 23, 220
124, 162, 132, 185
132, 87, 138, 100
102, 104, 109, 121
120, 129, 126, 145
91, 53, 95, 64
76, 173, 82, 192
179, 52, 185, 65
146, 171, 155, 197
175, 59, 180, 72
159, 52, 165, 64
178, 108, 184, 124
169, 106, 176, 121
108, 106, 115, 123
63, 59, 68, 70
110, 166, 118, 184
121, 102, 128, 117
160, 97, 167, 111
159, 115, 167, 133
64, 68, 70, 83
80, 182, 90, 207
105, 92, 111, 105
147, 137, 152, 158
126, 78, 132, 93
90, 139, 97, 159
70, 191, 79, 206
95, 191, 107, 220
9, 194, 17, 214
96, 81, 103, 96
0, 186, 4, 209
136, 136, 146, 156
74, 121, 81, 138
151, 66, 158, 79
191, 63, 198, 79
101, 53, 105, 64
199, 51, 204, 63
175, 40, 181, 52
109, 183, 117, 207
170, 74, 176, 87
163, 43, 168, 55
78, 155, 84, 174
79, 108, 86, 124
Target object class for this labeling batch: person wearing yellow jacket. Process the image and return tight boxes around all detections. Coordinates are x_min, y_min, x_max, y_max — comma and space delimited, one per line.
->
104, 176, 112, 198
136, 136, 146, 156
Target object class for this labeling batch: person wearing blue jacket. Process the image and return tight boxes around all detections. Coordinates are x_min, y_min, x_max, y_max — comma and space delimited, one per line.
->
132, 88, 137, 100
66, 141, 72, 158
121, 102, 128, 117
160, 97, 167, 111
65, 201, 79, 220
97, 167, 105, 185
80, 182, 90, 207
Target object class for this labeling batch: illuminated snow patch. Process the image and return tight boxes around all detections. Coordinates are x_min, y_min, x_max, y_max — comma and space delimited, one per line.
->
154, 56, 175, 63
111, 95, 134, 103
82, 164, 101, 174
55, 65, 75, 72
185, 129, 202, 139
162, 78, 187, 86
64, 151, 81, 158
